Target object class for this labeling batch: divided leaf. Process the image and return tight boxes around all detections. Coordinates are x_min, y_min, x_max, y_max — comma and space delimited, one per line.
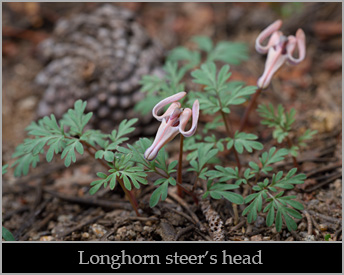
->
203, 182, 244, 204
226, 131, 263, 154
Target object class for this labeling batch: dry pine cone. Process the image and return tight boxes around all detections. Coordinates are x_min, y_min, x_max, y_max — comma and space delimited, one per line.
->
36, 4, 164, 134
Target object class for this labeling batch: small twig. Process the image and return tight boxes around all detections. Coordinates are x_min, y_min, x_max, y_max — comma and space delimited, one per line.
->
15, 198, 52, 240
165, 207, 197, 226
43, 188, 132, 210
334, 228, 342, 241
303, 210, 313, 235
309, 214, 322, 233
57, 214, 105, 239
228, 219, 246, 233
308, 210, 342, 225
168, 190, 206, 232
304, 171, 342, 192
3, 206, 31, 222
127, 216, 159, 222
306, 163, 342, 178
174, 225, 194, 241
21, 212, 55, 241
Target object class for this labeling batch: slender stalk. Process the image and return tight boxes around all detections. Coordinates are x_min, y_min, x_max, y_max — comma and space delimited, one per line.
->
232, 203, 239, 225
116, 176, 140, 216
177, 135, 185, 197
80, 140, 140, 216
152, 165, 199, 205
219, 111, 242, 224
239, 87, 262, 132
192, 174, 199, 192
220, 110, 241, 171
176, 181, 199, 205
286, 136, 300, 169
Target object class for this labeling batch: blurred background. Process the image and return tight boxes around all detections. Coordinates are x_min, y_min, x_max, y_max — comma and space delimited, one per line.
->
3, 2, 342, 157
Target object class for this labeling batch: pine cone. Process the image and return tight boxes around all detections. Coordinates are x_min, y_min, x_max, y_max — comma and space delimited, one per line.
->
35, 4, 164, 134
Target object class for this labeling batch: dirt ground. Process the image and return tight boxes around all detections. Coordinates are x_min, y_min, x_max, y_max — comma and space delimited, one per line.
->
2, 2, 342, 241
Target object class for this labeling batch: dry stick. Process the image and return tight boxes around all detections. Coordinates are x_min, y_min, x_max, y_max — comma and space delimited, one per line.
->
306, 163, 342, 178
166, 207, 197, 225
303, 210, 313, 236
57, 214, 105, 239
308, 210, 342, 225
239, 87, 262, 132
304, 171, 342, 193
176, 135, 185, 197
43, 188, 132, 210
80, 140, 140, 216
168, 191, 206, 232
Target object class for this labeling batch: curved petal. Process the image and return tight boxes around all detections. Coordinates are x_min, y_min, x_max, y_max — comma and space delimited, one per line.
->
152, 92, 186, 121
286, 29, 306, 65
255, 20, 283, 54
179, 100, 199, 137
257, 47, 287, 89
144, 120, 180, 161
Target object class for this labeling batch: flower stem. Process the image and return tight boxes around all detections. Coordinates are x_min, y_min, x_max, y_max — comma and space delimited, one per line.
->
286, 136, 299, 169
239, 87, 262, 132
220, 110, 242, 171
177, 134, 184, 197
116, 176, 140, 216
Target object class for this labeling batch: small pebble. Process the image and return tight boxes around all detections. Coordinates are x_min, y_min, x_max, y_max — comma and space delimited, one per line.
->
40, 236, 54, 241
90, 224, 107, 238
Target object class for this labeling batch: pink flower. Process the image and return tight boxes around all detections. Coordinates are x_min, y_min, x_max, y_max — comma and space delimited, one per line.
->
256, 20, 306, 89
144, 92, 199, 161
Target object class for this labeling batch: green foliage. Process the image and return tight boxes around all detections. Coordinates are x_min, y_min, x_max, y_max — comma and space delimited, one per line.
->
5, 34, 315, 233
94, 118, 138, 163
149, 177, 176, 208
191, 63, 256, 115
297, 129, 318, 148
249, 147, 289, 175
206, 166, 254, 186
118, 138, 177, 177
168, 35, 249, 66
187, 144, 219, 179
60, 100, 93, 136
10, 101, 139, 178
136, 61, 186, 114
203, 182, 244, 205
90, 153, 148, 195
324, 234, 331, 241
258, 103, 295, 142
11, 143, 41, 177
116, 137, 178, 206
258, 103, 317, 156
2, 226, 15, 241
2, 164, 9, 175
242, 168, 306, 232
226, 131, 263, 154
61, 139, 84, 167
10, 100, 92, 176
